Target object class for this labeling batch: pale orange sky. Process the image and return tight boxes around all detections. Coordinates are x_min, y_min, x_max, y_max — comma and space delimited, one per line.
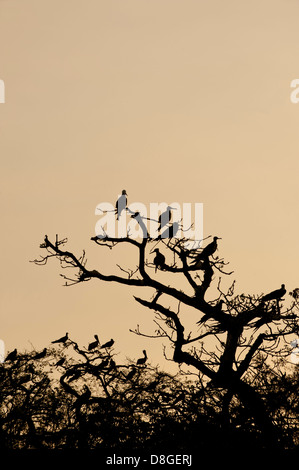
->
0, 0, 299, 369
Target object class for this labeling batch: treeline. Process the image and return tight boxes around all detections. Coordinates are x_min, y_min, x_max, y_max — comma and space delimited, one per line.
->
0, 336, 298, 453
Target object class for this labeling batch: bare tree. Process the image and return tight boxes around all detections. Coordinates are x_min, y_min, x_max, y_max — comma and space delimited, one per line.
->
33, 217, 299, 448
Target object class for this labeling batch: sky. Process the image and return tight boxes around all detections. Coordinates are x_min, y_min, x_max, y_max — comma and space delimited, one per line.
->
0, 0, 299, 371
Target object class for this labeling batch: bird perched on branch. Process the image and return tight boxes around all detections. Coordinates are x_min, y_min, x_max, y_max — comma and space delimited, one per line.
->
5, 348, 17, 362
152, 248, 166, 273
160, 222, 179, 240
55, 358, 65, 367
51, 332, 69, 345
100, 339, 114, 349
126, 367, 137, 380
33, 348, 47, 360
88, 334, 99, 351
136, 350, 147, 365
191, 236, 221, 264
261, 284, 286, 302
115, 190, 127, 220
158, 206, 174, 232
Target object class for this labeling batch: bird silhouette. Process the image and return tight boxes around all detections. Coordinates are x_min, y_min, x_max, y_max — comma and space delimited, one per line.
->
33, 348, 47, 360
55, 358, 66, 367
191, 236, 221, 263
115, 190, 127, 220
88, 334, 99, 351
136, 350, 147, 365
126, 367, 137, 380
152, 248, 166, 273
51, 332, 69, 344
261, 284, 286, 302
158, 206, 173, 232
160, 222, 179, 240
100, 339, 114, 349
96, 358, 110, 371
5, 348, 17, 362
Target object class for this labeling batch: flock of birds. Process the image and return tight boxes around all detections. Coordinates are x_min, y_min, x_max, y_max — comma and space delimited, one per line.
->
4, 333, 148, 375
4, 191, 292, 365
114, 191, 225, 273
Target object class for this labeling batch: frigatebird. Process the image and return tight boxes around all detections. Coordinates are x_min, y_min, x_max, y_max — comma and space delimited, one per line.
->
158, 206, 174, 231
51, 332, 69, 345
33, 348, 47, 360
100, 339, 114, 349
261, 284, 286, 302
136, 350, 147, 365
88, 334, 99, 351
115, 190, 127, 220
191, 236, 221, 263
151, 248, 165, 273
5, 348, 17, 362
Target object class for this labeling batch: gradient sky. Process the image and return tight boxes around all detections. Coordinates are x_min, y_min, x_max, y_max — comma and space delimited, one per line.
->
0, 0, 299, 370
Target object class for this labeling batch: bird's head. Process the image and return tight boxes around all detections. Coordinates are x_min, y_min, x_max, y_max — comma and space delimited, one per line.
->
150, 248, 159, 254
122, 190, 127, 195
214, 236, 222, 241
131, 211, 140, 219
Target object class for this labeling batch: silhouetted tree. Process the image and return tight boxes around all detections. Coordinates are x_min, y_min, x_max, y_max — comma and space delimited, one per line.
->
31, 213, 299, 451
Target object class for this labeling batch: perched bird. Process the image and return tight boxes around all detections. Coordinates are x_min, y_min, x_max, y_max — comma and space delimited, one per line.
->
115, 190, 127, 220
109, 358, 116, 369
51, 332, 69, 345
55, 358, 66, 367
136, 350, 147, 365
261, 284, 286, 302
152, 248, 166, 273
158, 206, 173, 232
100, 339, 114, 349
160, 222, 179, 240
191, 236, 221, 263
88, 334, 99, 351
5, 348, 17, 362
126, 367, 137, 380
33, 348, 47, 360
96, 358, 110, 371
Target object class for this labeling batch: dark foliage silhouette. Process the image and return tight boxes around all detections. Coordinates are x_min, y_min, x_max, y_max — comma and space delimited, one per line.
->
26, 210, 299, 451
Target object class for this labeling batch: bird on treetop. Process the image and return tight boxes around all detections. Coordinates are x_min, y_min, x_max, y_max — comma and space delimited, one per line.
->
158, 206, 174, 232
33, 348, 47, 360
136, 350, 147, 365
5, 348, 17, 362
261, 284, 286, 302
115, 190, 127, 220
191, 236, 221, 263
51, 332, 69, 345
88, 334, 99, 351
100, 338, 114, 349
